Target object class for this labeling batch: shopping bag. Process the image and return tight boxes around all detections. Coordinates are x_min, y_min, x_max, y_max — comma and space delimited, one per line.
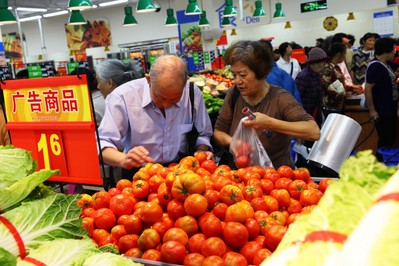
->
229, 117, 273, 168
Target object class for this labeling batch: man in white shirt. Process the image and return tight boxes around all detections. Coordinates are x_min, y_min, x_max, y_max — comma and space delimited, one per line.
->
276, 42, 302, 80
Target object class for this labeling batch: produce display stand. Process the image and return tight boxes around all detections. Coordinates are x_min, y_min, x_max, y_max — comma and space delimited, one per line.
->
1, 75, 105, 187
130, 257, 180, 266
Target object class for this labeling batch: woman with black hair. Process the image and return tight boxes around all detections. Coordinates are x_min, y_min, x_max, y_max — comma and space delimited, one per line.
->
276, 42, 302, 80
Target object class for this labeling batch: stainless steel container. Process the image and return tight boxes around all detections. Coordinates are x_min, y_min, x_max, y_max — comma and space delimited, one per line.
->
307, 113, 362, 174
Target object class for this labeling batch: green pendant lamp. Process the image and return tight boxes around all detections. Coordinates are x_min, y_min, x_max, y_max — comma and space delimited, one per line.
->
273, 1, 285, 18
67, 0, 92, 10
123, 5, 138, 26
136, 0, 156, 13
223, 0, 237, 17
253, 0, 265, 17
165, 8, 178, 26
199, 11, 210, 27
221, 16, 232, 27
68, 10, 87, 25
0, 0, 16, 25
185, 0, 202, 15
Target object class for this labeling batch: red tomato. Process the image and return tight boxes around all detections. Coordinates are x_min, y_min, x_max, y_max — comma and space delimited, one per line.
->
92, 228, 109, 244
148, 175, 165, 193
270, 189, 291, 208
287, 213, 305, 225
152, 221, 171, 240
288, 179, 308, 200
274, 177, 293, 190
123, 214, 143, 235
242, 185, 263, 201
240, 241, 262, 265
269, 211, 287, 226
158, 167, 172, 179
163, 227, 189, 246
194, 151, 208, 165
188, 233, 207, 254
264, 224, 287, 251
245, 218, 260, 240
201, 236, 226, 257
147, 163, 164, 177
167, 199, 186, 219
157, 182, 173, 207
264, 172, 280, 184
77, 194, 92, 208
184, 253, 205, 266
213, 202, 228, 220
223, 251, 248, 266
138, 228, 161, 251
204, 189, 220, 211
161, 240, 187, 265
110, 224, 127, 241
202, 255, 227, 266
212, 176, 234, 191
236, 155, 251, 168
222, 222, 249, 248
277, 165, 294, 179
108, 187, 121, 197
196, 167, 211, 177
97, 234, 117, 247
219, 184, 244, 206
82, 217, 94, 237
81, 207, 96, 218
118, 234, 139, 254
318, 178, 335, 193
241, 171, 261, 185
201, 215, 222, 237
109, 194, 135, 218
294, 167, 311, 182
141, 249, 161, 261
254, 235, 266, 247
132, 180, 150, 199
287, 198, 303, 214
179, 156, 200, 172
225, 201, 254, 224
236, 142, 252, 157
90, 191, 111, 210
263, 195, 279, 213
92, 208, 116, 230
201, 159, 217, 174
250, 197, 268, 212
171, 173, 206, 202
260, 179, 274, 195
133, 170, 150, 182
116, 179, 133, 192
174, 215, 199, 237
253, 248, 272, 266
184, 194, 208, 217
138, 202, 163, 224
124, 247, 143, 258
299, 189, 323, 206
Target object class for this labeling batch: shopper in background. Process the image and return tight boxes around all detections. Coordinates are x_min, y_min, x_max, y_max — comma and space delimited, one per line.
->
214, 40, 320, 169
261, 39, 302, 104
70, 67, 104, 126
365, 37, 398, 151
276, 42, 302, 80
98, 55, 214, 178
296, 47, 329, 128
15, 69, 29, 79
95, 59, 142, 98
350, 32, 377, 85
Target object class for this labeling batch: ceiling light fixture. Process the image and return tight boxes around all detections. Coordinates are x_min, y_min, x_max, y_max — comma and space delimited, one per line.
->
347, 12, 355, 21
185, 0, 201, 15
253, 0, 265, 17
136, 0, 156, 13
199, 10, 210, 27
284, 21, 292, 29
67, 0, 92, 10
221, 16, 232, 26
43, 10, 69, 18
165, 9, 178, 26
273, 1, 285, 18
68, 10, 87, 25
0, 0, 17, 24
18, 15, 42, 22
123, 5, 138, 26
99, 0, 128, 7
223, 0, 237, 17
231, 28, 237, 36
16, 7, 47, 12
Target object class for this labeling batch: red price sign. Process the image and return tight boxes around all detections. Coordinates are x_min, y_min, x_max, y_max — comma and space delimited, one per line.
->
35, 131, 68, 175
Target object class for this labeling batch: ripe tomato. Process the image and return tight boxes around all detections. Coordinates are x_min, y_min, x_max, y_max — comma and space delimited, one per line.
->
277, 165, 294, 179
194, 151, 208, 165
253, 248, 272, 266
152, 221, 171, 240
245, 218, 260, 240
299, 189, 323, 206
287, 213, 305, 225
92, 208, 116, 230
202, 255, 227, 266
259, 179, 274, 195
110, 224, 127, 241
188, 233, 207, 254
161, 240, 187, 265
132, 180, 150, 199
201, 215, 222, 237
236, 155, 251, 168
223, 251, 248, 266
270, 189, 291, 208
264, 224, 287, 251
184, 253, 205, 266
148, 175, 165, 193
212, 176, 234, 191
171, 173, 206, 202
138, 202, 163, 224
225, 201, 254, 224
201, 236, 226, 257
287, 198, 303, 214
184, 194, 208, 217
204, 189, 219, 211
236, 142, 252, 157
147, 163, 164, 177
179, 156, 200, 172
124, 247, 143, 258
222, 222, 249, 248
138, 228, 161, 251
201, 159, 217, 174
158, 167, 172, 179
241, 171, 261, 185
82, 217, 94, 237
196, 167, 211, 177
219, 184, 243, 206
163, 227, 189, 246
269, 211, 287, 226
77, 194, 92, 208
274, 177, 293, 190
167, 199, 186, 219
118, 234, 139, 254
108, 187, 121, 197
288, 179, 308, 200
263, 195, 279, 213
97, 234, 117, 247
124, 214, 143, 235
294, 167, 311, 182
213, 202, 228, 220
81, 207, 95, 218
242, 185, 263, 201
90, 191, 111, 210
157, 182, 173, 207
109, 194, 135, 218
133, 170, 150, 182
141, 249, 161, 261
174, 215, 199, 237
116, 179, 132, 191
250, 197, 268, 212
240, 241, 262, 265
92, 228, 109, 244
318, 178, 335, 193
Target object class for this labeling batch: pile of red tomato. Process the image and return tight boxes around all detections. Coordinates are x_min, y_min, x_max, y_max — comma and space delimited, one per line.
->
77, 153, 334, 266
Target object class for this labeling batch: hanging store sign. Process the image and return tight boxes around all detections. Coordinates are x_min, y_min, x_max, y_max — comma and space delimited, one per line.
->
300, 0, 328, 13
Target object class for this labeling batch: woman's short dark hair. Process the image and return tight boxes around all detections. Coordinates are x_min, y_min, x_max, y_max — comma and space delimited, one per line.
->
278, 42, 290, 56
374, 37, 396, 56
223, 40, 273, 80
327, 42, 346, 58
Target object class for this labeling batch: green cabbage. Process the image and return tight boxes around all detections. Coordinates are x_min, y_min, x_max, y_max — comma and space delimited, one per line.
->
0, 247, 16, 266
0, 145, 37, 184
82, 253, 142, 266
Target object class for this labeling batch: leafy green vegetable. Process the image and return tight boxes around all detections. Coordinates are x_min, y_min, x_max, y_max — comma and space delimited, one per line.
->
0, 169, 59, 212
83, 253, 142, 266
16, 238, 99, 266
0, 194, 86, 256
0, 145, 37, 184
98, 244, 120, 254
0, 247, 16, 266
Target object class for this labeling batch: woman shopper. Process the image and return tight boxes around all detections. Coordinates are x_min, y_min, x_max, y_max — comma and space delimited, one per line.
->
350, 32, 377, 85
276, 42, 302, 80
213, 40, 320, 169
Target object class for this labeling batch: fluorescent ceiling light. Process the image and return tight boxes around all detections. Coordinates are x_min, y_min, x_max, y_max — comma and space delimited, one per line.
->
18, 15, 42, 22
16, 7, 47, 12
99, 0, 128, 7
43, 10, 69, 17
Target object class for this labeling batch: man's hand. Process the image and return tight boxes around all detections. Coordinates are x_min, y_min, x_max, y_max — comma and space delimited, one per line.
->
121, 146, 154, 169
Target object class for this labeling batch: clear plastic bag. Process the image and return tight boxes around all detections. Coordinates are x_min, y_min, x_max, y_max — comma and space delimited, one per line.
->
229, 117, 273, 169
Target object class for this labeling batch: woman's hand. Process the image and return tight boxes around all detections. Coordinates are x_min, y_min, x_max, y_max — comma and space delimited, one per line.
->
242, 112, 272, 131
121, 146, 154, 169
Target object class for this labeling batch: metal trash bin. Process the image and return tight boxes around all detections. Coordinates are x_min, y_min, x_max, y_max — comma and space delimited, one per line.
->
307, 113, 362, 177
